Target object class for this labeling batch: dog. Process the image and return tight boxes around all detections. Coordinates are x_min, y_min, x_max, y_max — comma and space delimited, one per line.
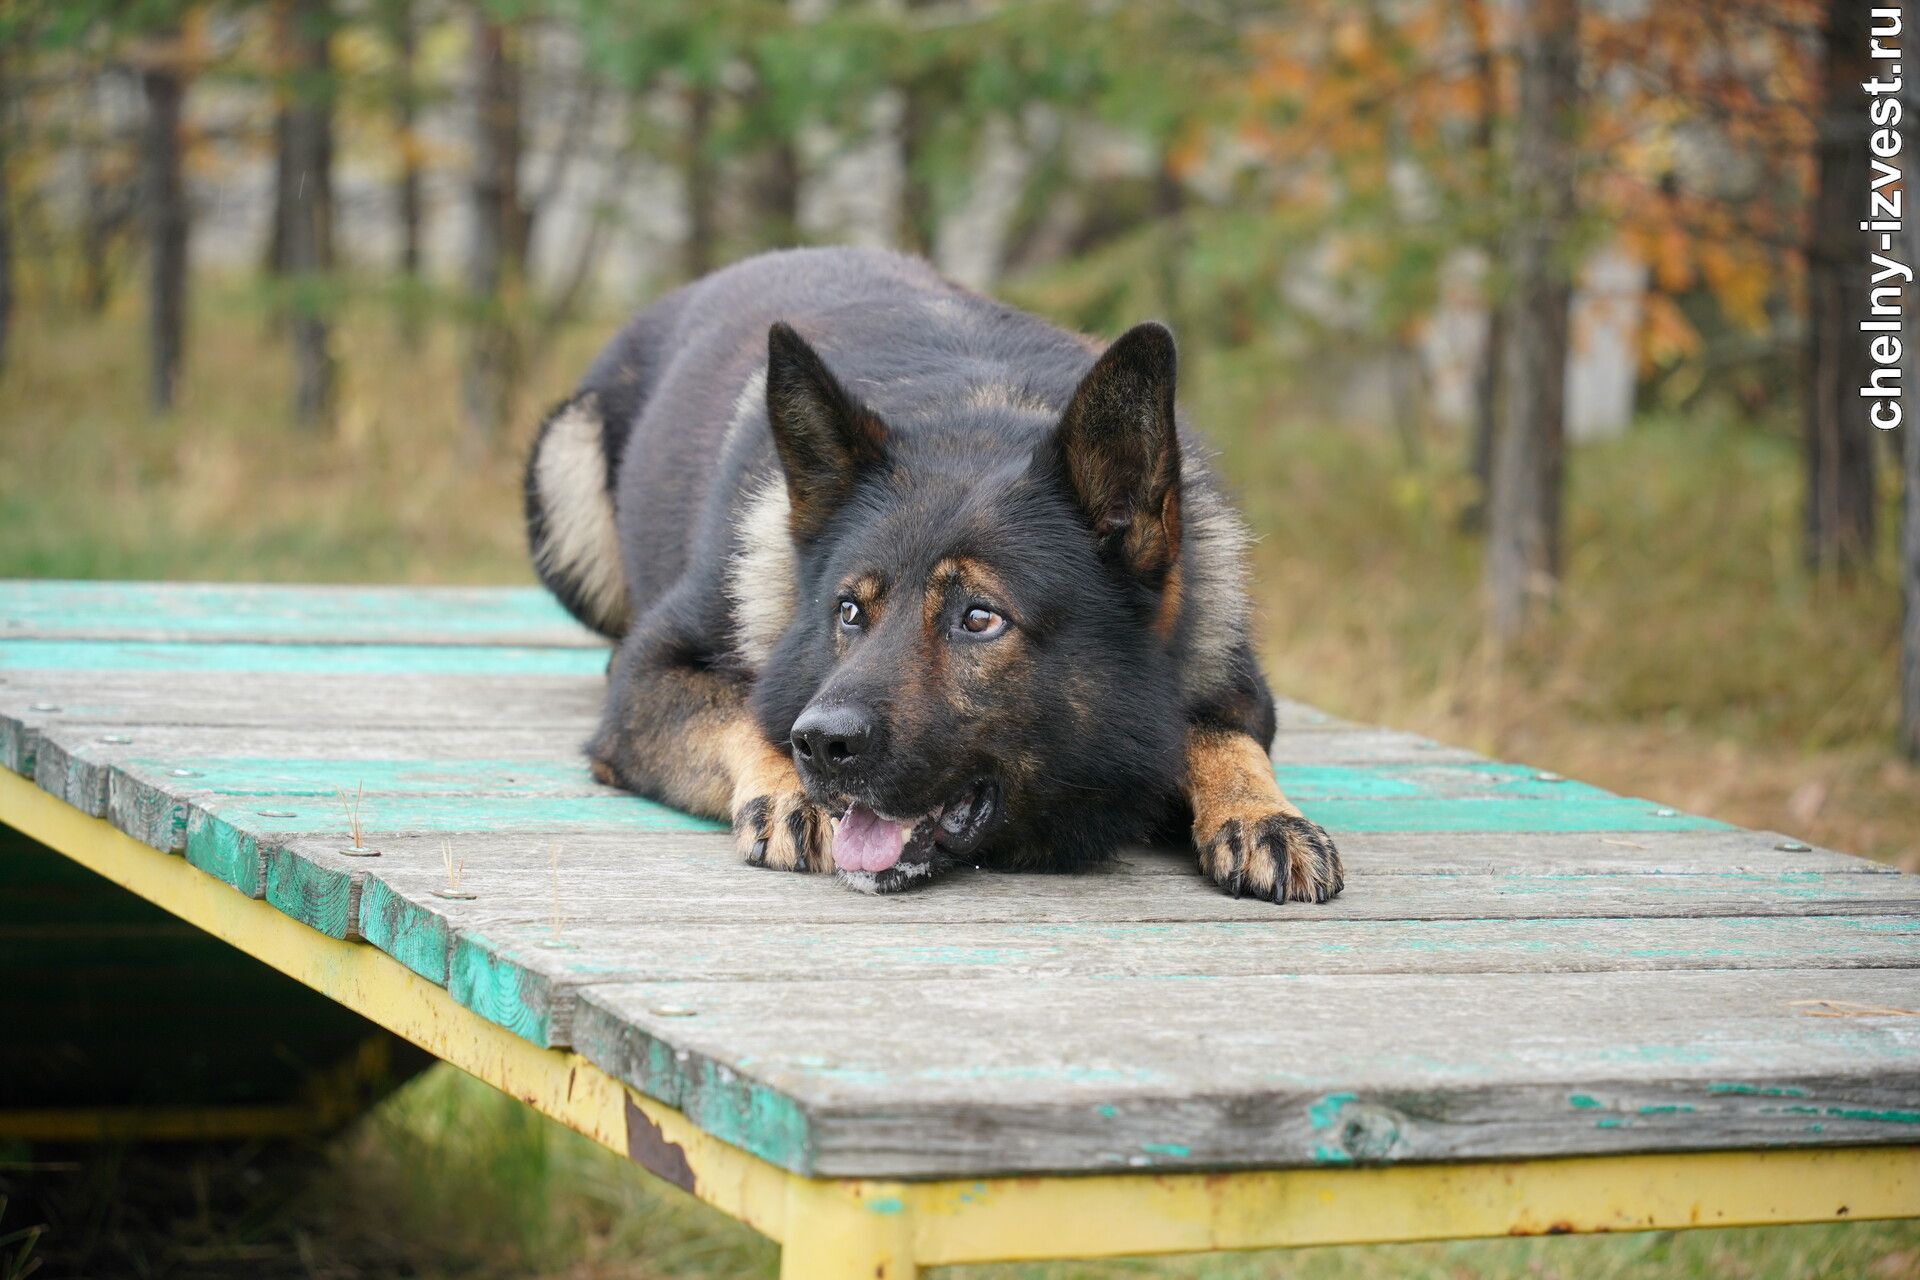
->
524, 247, 1343, 901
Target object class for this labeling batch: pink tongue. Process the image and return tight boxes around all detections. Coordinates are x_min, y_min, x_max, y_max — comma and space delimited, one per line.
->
834, 805, 908, 873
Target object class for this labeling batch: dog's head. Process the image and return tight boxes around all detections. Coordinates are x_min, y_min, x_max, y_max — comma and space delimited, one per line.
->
747, 321, 1189, 891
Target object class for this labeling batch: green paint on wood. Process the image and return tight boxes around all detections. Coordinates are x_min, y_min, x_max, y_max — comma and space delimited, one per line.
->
1595, 1118, 1625, 1129
677, 1059, 812, 1173
1308, 1092, 1356, 1130
135, 756, 606, 798
867, 1197, 906, 1216
1311, 1144, 1355, 1165
1302, 795, 1726, 834
451, 933, 551, 1045
1821, 1106, 1920, 1124
198, 793, 721, 838
0, 640, 608, 677
1273, 762, 1604, 800
1139, 1143, 1191, 1157
183, 812, 264, 897
1636, 1104, 1696, 1115
0, 582, 590, 642
1707, 1083, 1808, 1097
264, 849, 356, 939
611, 1026, 813, 1172
1567, 1093, 1602, 1110
357, 879, 451, 985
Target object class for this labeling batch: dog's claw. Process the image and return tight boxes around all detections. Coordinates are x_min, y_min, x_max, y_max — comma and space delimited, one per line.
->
1197, 812, 1343, 905
732, 787, 832, 872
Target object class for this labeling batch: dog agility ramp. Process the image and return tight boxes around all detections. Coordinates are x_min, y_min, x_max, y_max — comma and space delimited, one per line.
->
4, 580, 1918, 1276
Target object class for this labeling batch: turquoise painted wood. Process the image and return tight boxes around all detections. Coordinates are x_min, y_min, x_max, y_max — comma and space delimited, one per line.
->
0, 640, 609, 677
2, 579, 1915, 1180
0, 580, 596, 645
116, 756, 1727, 834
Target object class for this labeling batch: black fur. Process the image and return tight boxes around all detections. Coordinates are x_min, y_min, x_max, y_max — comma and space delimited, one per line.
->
528, 248, 1331, 892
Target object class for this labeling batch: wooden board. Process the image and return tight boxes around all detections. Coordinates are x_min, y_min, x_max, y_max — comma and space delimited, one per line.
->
576, 969, 1920, 1177
0, 580, 602, 647
2, 580, 1916, 1183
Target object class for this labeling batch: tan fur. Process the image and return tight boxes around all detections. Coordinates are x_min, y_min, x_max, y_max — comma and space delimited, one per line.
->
532, 396, 628, 634
1185, 727, 1302, 896
727, 475, 799, 671
1178, 480, 1254, 701
718, 718, 832, 871
963, 382, 1055, 416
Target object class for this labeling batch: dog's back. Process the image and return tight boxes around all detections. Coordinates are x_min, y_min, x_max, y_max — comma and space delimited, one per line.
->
526, 247, 1081, 639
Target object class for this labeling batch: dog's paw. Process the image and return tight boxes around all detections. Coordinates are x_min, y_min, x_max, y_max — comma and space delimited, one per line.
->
1196, 811, 1344, 904
731, 782, 834, 872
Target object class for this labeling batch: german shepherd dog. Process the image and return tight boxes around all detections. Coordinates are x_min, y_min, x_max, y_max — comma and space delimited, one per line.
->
524, 248, 1343, 901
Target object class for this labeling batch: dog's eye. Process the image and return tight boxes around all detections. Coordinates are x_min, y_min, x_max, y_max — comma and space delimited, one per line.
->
957, 606, 1007, 639
838, 600, 864, 629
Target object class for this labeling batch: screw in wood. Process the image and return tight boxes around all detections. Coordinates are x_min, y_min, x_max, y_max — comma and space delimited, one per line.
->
29, 702, 59, 712
98, 734, 133, 745
1533, 771, 1563, 782
1775, 841, 1812, 853
650, 1005, 698, 1018
1653, 808, 1677, 817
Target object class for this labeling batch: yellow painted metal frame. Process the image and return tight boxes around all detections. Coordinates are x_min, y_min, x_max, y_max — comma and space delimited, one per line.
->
5, 768, 1917, 1279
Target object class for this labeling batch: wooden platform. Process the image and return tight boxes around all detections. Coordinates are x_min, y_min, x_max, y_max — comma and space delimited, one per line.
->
4, 580, 1918, 1275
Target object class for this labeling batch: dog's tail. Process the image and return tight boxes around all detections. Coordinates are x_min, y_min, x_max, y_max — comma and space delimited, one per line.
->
524, 391, 630, 639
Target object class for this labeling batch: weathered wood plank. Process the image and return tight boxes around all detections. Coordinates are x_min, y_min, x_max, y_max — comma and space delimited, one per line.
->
0, 674, 607, 773
0, 639, 609, 677
0, 580, 601, 647
430, 912, 1920, 1052
573, 969, 1920, 1177
8, 579, 1914, 1185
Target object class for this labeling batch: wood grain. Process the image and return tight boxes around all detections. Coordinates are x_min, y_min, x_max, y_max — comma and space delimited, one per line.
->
4, 579, 1915, 1181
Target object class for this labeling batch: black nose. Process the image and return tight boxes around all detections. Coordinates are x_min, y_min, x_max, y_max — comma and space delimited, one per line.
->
791, 704, 875, 781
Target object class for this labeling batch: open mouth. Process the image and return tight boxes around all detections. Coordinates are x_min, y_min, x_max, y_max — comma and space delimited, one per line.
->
832, 779, 999, 884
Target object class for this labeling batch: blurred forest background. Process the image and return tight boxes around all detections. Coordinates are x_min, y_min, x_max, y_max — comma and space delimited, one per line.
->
2, 0, 1919, 1277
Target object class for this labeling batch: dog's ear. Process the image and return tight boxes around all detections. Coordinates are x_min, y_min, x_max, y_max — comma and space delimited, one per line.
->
1043, 322, 1183, 584
765, 322, 890, 540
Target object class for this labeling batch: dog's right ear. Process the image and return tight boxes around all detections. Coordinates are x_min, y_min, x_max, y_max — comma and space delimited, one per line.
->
765, 322, 890, 541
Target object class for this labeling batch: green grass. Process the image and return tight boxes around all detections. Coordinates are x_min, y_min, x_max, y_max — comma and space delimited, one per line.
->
3, 284, 1917, 1277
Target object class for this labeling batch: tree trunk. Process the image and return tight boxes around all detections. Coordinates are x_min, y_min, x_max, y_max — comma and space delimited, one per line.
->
264, 1, 292, 280
1901, 49, 1920, 760
463, 10, 525, 448
141, 29, 189, 414
683, 82, 716, 280
285, 0, 335, 428
1483, 0, 1578, 643
1153, 150, 1185, 327
1804, 0, 1876, 574
897, 81, 933, 256
1464, 304, 1506, 525
0, 45, 13, 378
1459, 0, 1503, 530
390, 0, 423, 345
754, 129, 802, 250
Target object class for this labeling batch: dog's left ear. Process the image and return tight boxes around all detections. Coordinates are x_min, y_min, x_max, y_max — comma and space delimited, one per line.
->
765, 322, 891, 540
1043, 322, 1183, 584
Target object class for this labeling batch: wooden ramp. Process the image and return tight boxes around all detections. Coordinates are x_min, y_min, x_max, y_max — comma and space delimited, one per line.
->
3, 580, 1917, 1276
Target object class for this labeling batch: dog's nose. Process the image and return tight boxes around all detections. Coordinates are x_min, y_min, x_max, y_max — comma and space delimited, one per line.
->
791, 704, 875, 781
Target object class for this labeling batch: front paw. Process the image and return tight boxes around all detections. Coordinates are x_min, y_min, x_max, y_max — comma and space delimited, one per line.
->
1196, 812, 1344, 904
732, 785, 834, 872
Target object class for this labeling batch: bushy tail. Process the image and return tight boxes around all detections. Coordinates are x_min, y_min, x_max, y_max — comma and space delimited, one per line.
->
523, 391, 630, 638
